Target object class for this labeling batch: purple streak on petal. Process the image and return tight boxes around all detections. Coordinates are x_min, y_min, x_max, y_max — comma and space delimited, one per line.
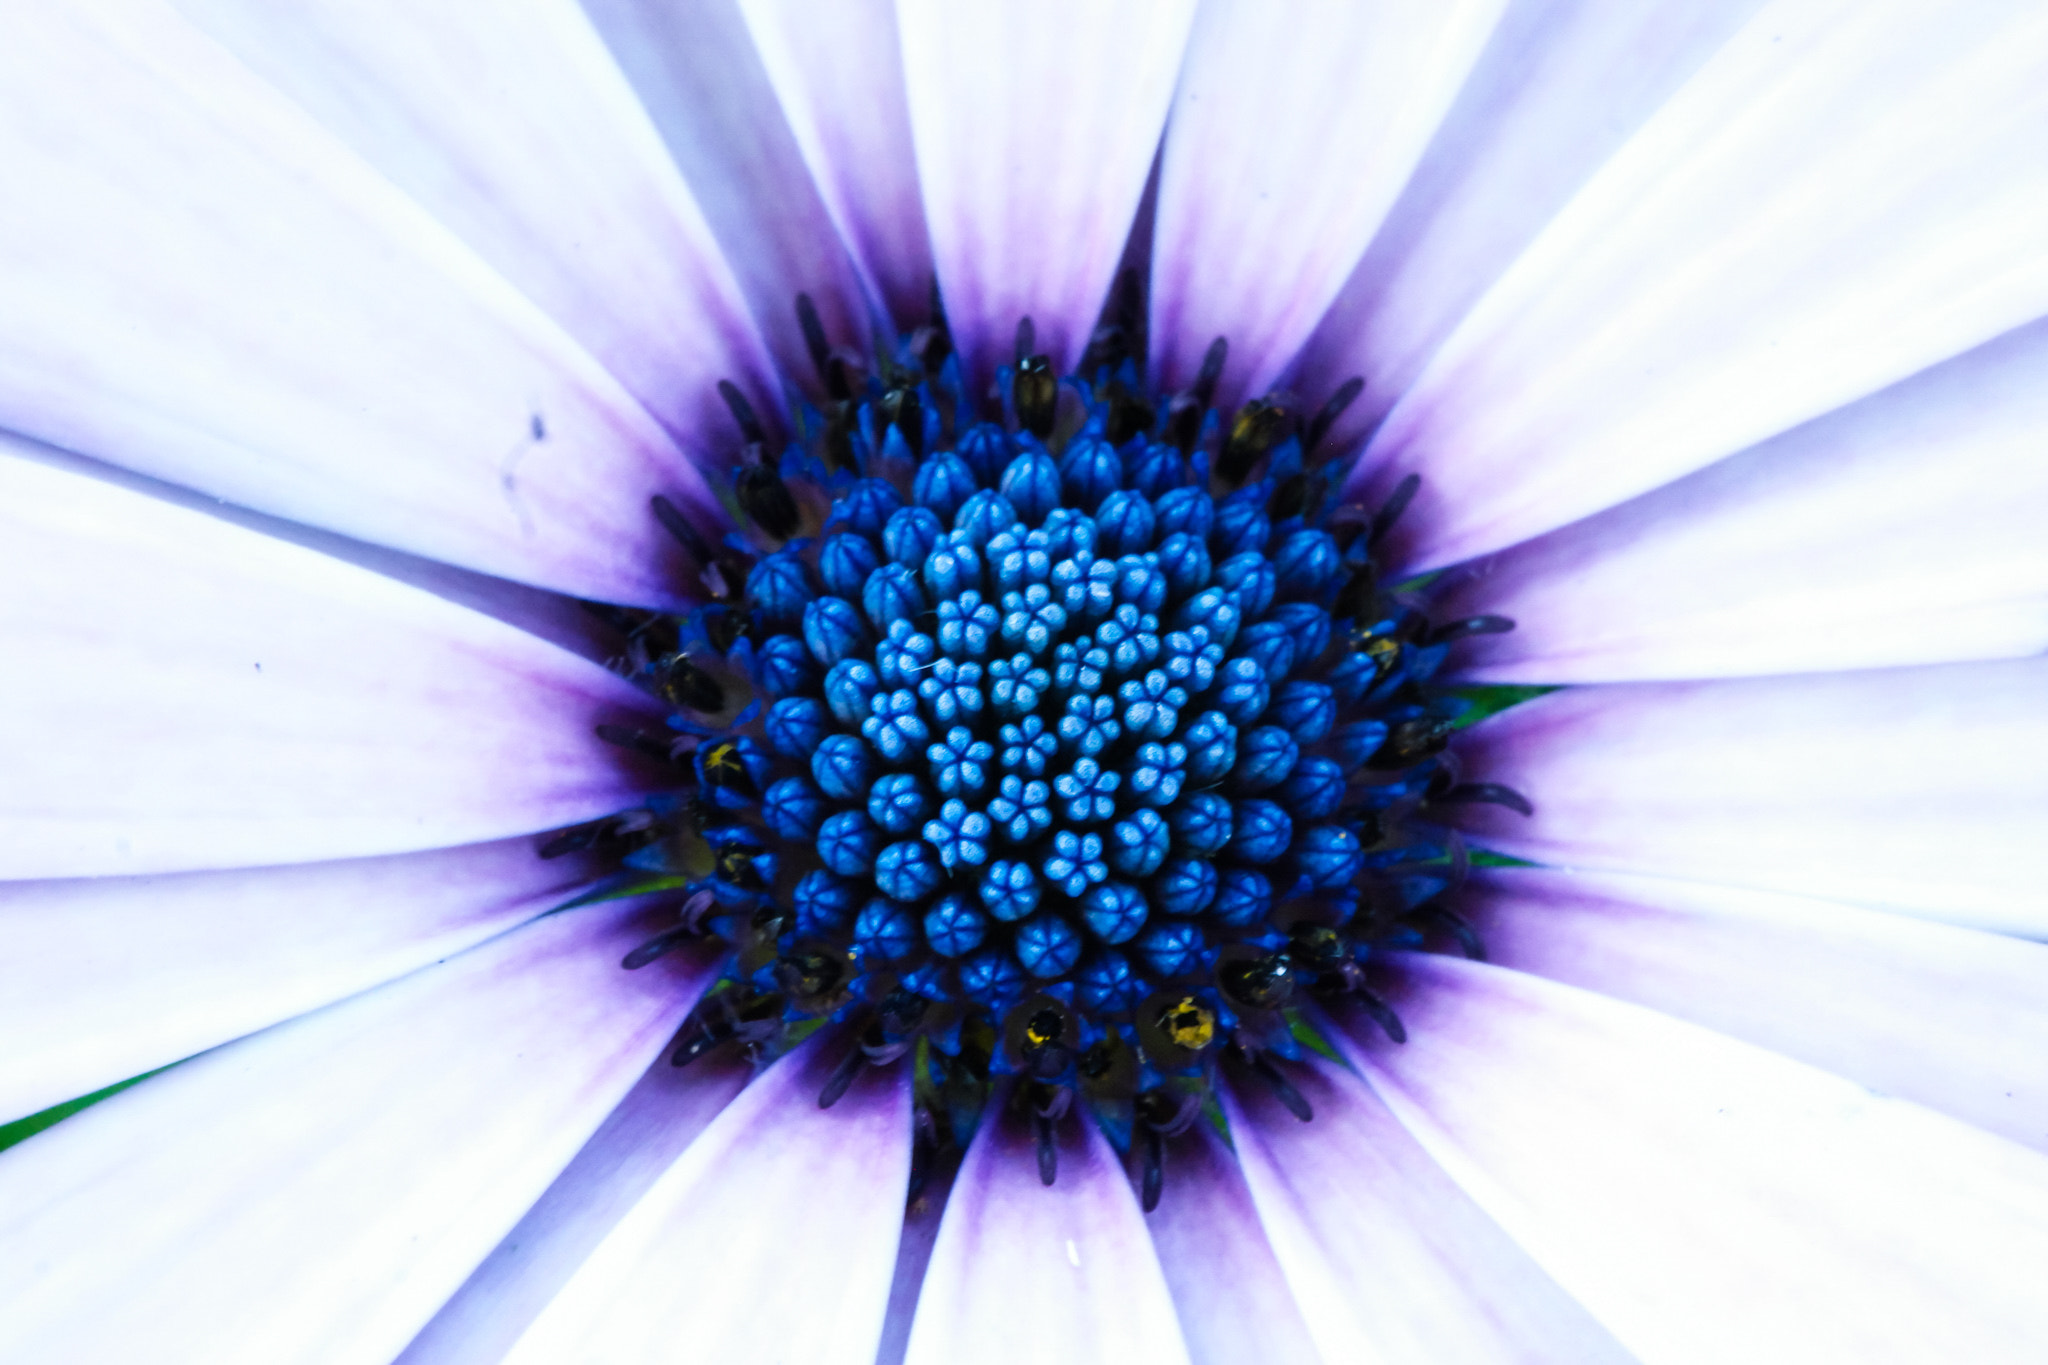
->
896, 0, 1197, 386
1354, 0, 2048, 574
0, 899, 714, 1365
0, 838, 616, 1125
21, 435, 624, 663
1221, 1057, 1628, 1365
1136, 1120, 1324, 1365
0, 452, 667, 880
1456, 867, 2048, 1154
0, 5, 721, 605
901, 1084, 1193, 1365
1433, 313, 2048, 683
1149, 0, 1509, 409
873, 1151, 958, 1365
739, 0, 935, 331
496, 1030, 911, 1365
1287, 0, 1763, 452
1333, 953, 2048, 1364
580, 0, 874, 388
395, 1048, 752, 1365
169, 0, 783, 455
1449, 660, 2048, 936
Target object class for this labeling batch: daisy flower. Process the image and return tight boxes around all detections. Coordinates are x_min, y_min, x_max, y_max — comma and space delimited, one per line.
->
2, 1, 2046, 1363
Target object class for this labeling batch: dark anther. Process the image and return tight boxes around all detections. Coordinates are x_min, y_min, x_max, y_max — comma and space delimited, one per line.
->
1216, 397, 1290, 486
1014, 316, 1036, 365
1155, 995, 1217, 1052
775, 949, 846, 1000
818, 1037, 870, 1109
1337, 564, 1382, 627
1434, 782, 1534, 816
1252, 1053, 1313, 1122
622, 926, 695, 970
881, 386, 925, 459
1163, 391, 1205, 453
702, 607, 747, 655
822, 405, 859, 474
1190, 336, 1229, 409
1218, 952, 1295, 1012
1138, 1125, 1164, 1212
595, 723, 683, 766
736, 460, 800, 542
796, 293, 852, 400
1018, 1005, 1074, 1078
673, 989, 784, 1066
716, 379, 766, 446
1305, 376, 1365, 452
1288, 923, 1347, 971
714, 840, 764, 889
1353, 987, 1409, 1043
1078, 1039, 1115, 1080
878, 986, 930, 1036
1035, 1110, 1058, 1186
1014, 355, 1058, 439
1104, 387, 1156, 446
671, 1019, 732, 1068
699, 739, 757, 796
654, 653, 725, 714
1425, 615, 1515, 647
1423, 905, 1487, 962
1367, 717, 1456, 770
1368, 473, 1422, 547
1267, 472, 1310, 522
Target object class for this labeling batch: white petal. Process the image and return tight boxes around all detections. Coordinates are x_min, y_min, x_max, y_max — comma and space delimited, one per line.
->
0, 838, 604, 1124
1450, 659, 2048, 936
1337, 955, 2048, 1364
498, 1032, 912, 1365
1149, 0, 1509, 408
1288, 0, 1765, 449
395, 1050, 752, 1365
738, 0, 935, 329
1458, 867, 2048, 1153
1362, 0, 2048, 572
1139, 1120, 1324, 1365
580, 0, 877, 383
1433, 314, 2048, 682
0, 901, 713, 1365
902, 1089, 1193, 1365
896, 0, 1198, 381
0, 0, 718, 603
1222, 1057, 1628, 1365
0, 449, 660, 879
169, 0, 781, 454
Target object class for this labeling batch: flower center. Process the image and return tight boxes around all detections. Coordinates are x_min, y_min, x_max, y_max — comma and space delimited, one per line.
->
552, 290, 1523, 1208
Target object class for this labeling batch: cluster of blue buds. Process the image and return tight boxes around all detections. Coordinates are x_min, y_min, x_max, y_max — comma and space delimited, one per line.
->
564, 293, 1525, 1202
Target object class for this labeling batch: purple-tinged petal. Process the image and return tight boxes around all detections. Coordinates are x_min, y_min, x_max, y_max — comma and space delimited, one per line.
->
1137, 1121, 1323, 1365
1450, 660, 2048, 936
0, 838, 607, 1124
1288, 0, 1764, 448
1222, 1057, 1629, 1365
1456, 867, 2048, 1153
1433, 314, 2048, 682
0, 900, 713, 1365
902, 1088, 1192, 1365
0, 451, 663, 880
1359, 0, 2048, 573
875, 1154, 959, 1365
395, 1050, 752, 1365
1336, 954, 2048, 1364
896, 0, 1198, 383
738, 0, 934, 329
169, 0, 782, 454
1149, 0, 1509, 407
0, 3, 717, 604
579, 0, 874, 385
496, 1032, 911, 1365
